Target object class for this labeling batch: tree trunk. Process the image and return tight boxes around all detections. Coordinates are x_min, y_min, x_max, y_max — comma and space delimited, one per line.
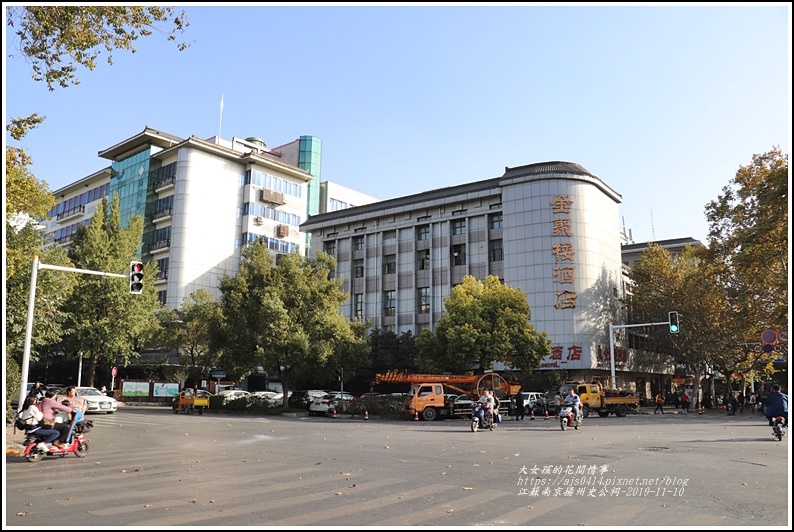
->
87, 351, 99, 388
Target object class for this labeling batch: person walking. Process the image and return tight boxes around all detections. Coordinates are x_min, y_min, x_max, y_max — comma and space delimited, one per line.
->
680, 391, 690, 415
514, 388, 526, 421
654, 392, 665, 414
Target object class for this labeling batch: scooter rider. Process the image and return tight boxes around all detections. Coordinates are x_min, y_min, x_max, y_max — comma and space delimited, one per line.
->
475, 389, 495, 427
765, 385, 788, 427
562, 388, 581, 421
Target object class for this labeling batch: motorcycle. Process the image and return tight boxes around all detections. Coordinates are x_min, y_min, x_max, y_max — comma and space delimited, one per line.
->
22, 411, 92, 462
558, 402, 583, 431
771, 416, 787, 441
471, 402, 499, 432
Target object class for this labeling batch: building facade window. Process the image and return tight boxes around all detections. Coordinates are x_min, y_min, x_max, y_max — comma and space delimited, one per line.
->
416, 224, 430, 241
489, 239, 504, 262
383, 230, 397, 240
383, 254, 397, 275
156, 257, 170, 280
353, 235, 365, 250
353, 259, 364, 278
418, 287, 430, 314
353, 293, 364, 320
384, 290, 396, 316
452, 219, 466, 235
452, 244, 466, 266
157, 290, 167, 305
323, 240, 336, 255
417, 249, 430, 270
489, 213, 503, 229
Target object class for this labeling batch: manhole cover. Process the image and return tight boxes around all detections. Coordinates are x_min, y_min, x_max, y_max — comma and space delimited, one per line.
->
639, 447, 669, 451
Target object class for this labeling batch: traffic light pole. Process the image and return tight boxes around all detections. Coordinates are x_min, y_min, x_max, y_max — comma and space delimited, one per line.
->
607, 321, 669, 391
17, 256, 127, 409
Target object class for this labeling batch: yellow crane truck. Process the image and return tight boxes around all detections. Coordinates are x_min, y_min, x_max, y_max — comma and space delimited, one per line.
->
563, 380, 639, 418
374, 370, 521, 421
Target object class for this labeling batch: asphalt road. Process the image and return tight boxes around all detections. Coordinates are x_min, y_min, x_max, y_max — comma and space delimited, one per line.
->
4, 408, 792, 528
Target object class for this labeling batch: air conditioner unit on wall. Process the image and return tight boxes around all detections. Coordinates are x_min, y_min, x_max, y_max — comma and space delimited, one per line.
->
276, 224, 289, 238
254, 216, 264, 225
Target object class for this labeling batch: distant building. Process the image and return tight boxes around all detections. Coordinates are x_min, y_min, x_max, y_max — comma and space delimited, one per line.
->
42, 127, 377, 310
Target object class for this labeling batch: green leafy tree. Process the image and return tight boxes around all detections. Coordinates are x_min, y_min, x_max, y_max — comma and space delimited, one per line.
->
5, 116, 75, 416
6, 5, 191, 90
627, 244, 732, 407
213, 244, 366, 408
61, 193, 162, 387
703, 147, 788, 392
368, 329, 419, 374
158, 289, 222, 386
416, 275, 551, 373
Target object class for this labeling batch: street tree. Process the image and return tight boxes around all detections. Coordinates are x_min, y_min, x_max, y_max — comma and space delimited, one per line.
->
627, 243, 732, 407
158, 289, 222, 387
6, 5, 191, 91
704, 147, 788, 392
5, 116, 75, 416
416, 275, 551, 374
213, 244, 366, 408
368, 329, 419, 374
61, 193, 162, 387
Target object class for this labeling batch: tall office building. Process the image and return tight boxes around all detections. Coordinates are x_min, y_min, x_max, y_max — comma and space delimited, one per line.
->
42, 127, 376, 309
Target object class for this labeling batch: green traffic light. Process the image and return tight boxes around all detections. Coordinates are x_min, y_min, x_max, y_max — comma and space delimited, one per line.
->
670, 325, 679, 333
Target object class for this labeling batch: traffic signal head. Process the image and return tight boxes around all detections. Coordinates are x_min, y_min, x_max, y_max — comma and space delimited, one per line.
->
668, 311, 680, 334
336, 368, 342, 381
130, 261, 144, 294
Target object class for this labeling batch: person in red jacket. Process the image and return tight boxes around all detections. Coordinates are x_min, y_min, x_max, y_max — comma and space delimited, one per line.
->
680, 391, 690, 415
654, 392, 665, 414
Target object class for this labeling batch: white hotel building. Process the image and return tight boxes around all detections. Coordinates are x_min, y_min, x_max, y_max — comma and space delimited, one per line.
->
300, 161, 651, 387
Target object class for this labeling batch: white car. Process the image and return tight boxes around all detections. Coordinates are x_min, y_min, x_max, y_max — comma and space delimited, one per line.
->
218, 389, 251, 405
308, 392, 355, 415
56, 387, 117, 414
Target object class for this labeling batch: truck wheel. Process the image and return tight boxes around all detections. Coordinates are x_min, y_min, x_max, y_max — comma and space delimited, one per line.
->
598, 411, 610, 418
582, 405, 591, 418
198, 407, 204, 415
422, 407, 437, 422
616, 405, 629, 417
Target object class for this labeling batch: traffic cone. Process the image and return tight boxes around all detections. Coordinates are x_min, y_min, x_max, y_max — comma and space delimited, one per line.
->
333, 409, 337, 419
544, 409, 549, 420
530, 408, 535, 420
699, 406, 705, 415
364, 410, 369, 420
414, 411, 419, 421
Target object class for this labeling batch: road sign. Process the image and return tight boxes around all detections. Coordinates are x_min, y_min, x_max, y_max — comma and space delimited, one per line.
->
211, 370, 226, 378
761, 329, 778, 344
112, 366, 118, 377
779, 330, 788, 343
763, 344, 774, 353
753, 344, 763, 353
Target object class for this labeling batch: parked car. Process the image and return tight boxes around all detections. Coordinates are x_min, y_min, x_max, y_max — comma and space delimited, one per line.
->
54, 386, 117, 414
290, 390, 331, 410
308, 392, 355, 415
509, 391, 546, 415
218, 389, 251, 405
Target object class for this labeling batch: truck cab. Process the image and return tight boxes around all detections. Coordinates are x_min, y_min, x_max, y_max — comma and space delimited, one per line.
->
406, 383, 449, 421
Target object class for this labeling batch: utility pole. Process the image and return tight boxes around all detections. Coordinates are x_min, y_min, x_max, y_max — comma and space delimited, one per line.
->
608, 317, 677, 390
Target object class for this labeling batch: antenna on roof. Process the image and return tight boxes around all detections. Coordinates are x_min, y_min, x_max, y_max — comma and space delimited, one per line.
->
217, 93, 224, 143
650, 210, 655, 240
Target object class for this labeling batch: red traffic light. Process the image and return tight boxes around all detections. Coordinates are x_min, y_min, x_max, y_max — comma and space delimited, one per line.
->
130, 261, 144, 294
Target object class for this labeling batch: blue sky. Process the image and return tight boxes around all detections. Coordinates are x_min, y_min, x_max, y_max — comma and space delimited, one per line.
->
4, 4, 791, 245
